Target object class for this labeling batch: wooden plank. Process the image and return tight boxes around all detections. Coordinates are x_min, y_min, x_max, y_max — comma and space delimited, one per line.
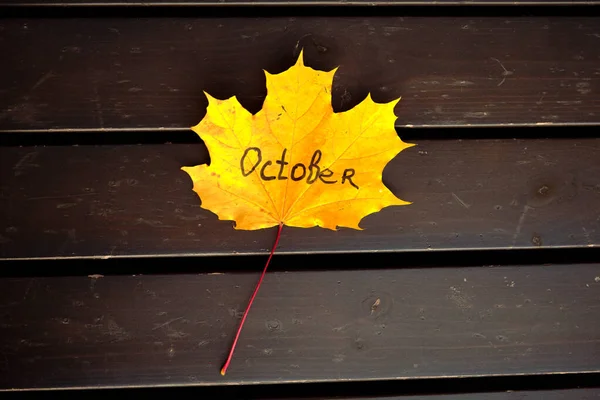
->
0, 264, 598, 389
368, 392, 600, 400
302, 390, 600, 400
1, 139, 599, 260
300, 390, 600, 400
1, 0, 597, 6
0, 16, 599, 131
298, 389, 600, 400
3, 387, 600, 398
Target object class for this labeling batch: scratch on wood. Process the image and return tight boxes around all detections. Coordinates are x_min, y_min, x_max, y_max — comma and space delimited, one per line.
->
452, 193, 471, 209
13, 151, 40, 176
582, 227, 594, 247
28, 192, 97, 201
464, 111, 489, 119
23, 278, 36, 300
93, 84, 105, 129
31, 71, 55, 92
152, 317, 183, 331
370, 298, 381, 315
512, 205, 531, 246
382, 26, 412, 32
536, 93, 546, 105
135, 218, 175, 228
490, 57, 513, 87
449, 80, 474, 87
332, 323, 351, 332
294, 34, 312, 55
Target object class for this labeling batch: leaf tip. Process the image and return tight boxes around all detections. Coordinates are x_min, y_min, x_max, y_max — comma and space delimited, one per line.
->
389, 97, 401, 108
190, 121, 203, 134
203, 91, 218, 104
296, 48, 305, 67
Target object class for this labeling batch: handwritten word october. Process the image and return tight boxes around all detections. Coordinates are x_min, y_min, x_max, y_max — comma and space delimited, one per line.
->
240, 148, 359, 189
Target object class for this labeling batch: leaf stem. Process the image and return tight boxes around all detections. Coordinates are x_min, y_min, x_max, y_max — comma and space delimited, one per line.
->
220, 222, 284, 376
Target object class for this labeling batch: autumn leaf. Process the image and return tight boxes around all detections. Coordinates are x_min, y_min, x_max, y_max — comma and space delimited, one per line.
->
181, 50, 414, 375
182, 50, 414, 231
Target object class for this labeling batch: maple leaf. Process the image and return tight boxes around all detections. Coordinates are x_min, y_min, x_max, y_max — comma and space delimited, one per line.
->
181, 50, 414, 375
182, 51, 414, 231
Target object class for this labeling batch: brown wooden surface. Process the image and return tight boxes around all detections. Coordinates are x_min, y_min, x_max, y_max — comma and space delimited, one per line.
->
1, 0, 597, 6
2, 4, 600, 396
1, 16, 599, 132
1, 264, 599, 389
310, 390, 600, 400
395, 392, 600, 400
316, 390, 600, 400
2, 139, 599, 260
7, 386, 600, 399
307, 390, 600, 400
2, 384, 600, 398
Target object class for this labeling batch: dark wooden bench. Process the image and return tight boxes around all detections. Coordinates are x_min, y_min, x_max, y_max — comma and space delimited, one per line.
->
1, 1, 599, 398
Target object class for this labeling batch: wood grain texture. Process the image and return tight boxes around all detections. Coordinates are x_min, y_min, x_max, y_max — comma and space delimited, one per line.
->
3, 390, 600, 399
1, 264, 599, 389
1, 0, 597, 6
301, 390, 600, 400
3, 385, 600, 398
0, 17, 599, 131
305, 390, 600, 400
307, 391, 600, 400
1, 139, 599, 260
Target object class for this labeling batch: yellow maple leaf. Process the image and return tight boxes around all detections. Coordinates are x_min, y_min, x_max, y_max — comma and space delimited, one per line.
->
182, 51, 414, 231
182, 51, 416, 375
